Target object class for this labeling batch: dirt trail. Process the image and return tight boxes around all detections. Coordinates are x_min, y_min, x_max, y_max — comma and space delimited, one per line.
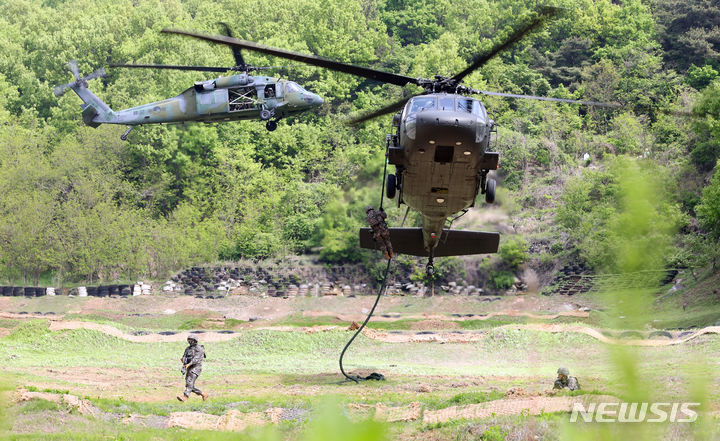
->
26, 320, 720, 346
421, 394, 621, 424
303, 310, 590, 322
504, 324, 720, 347
11, 386, 625, 429
47, 321, 239, 343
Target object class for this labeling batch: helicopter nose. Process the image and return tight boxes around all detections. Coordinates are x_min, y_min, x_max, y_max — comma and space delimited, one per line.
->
313, 94, 323, 106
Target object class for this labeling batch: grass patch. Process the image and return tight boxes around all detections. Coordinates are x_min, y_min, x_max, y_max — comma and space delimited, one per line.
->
17, 398, 62, 414
0, 319, 21, 329
24, 386, 70, 395
424, 390, 506, 410
89, 394, 313, 417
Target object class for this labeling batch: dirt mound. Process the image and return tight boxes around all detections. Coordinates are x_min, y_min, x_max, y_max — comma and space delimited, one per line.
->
177, 309, 224, 319
26, 319, 720, 347
15, 389, 100, 416
375, 402, 423, 422
422, 395, 621, 424
303, 310, 590, 322
410, 319, 460, 330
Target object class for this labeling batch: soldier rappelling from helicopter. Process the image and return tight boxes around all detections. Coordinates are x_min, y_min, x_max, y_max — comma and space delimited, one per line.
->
365, 206, 394, 260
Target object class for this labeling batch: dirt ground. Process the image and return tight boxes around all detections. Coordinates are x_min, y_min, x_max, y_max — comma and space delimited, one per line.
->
2, 291, 600, 320
3, 292, 718, 439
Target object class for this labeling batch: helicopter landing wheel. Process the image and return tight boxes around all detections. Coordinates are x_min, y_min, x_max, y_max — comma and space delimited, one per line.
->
485, 178, 496, 204
260, 109, 272, 120
266, 120, 278, 131
386, 174, 397, 199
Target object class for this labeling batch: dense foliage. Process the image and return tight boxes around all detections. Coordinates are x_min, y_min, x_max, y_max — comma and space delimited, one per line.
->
0, 0, 718, 283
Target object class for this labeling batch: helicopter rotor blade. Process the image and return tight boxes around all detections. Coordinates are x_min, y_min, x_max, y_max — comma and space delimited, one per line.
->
67, 60, 81, 81
83, 67, 107, 82
473, 90, 622, 109
162, 28, 417, 87
109, 63, 236, 72
347, 95, 417, 126
452, 6, 560, 84
53, 82, 74, 97
217, 22, 246, 69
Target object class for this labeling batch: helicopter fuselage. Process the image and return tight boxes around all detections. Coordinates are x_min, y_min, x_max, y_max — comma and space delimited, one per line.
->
387, 93, 499, 252
69, 72, 323, 136
112, 74, 322, 125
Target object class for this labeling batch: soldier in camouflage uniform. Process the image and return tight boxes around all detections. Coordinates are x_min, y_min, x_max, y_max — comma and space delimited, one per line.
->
177, 335, 209, 401
553, 367, 580, 391
365, 206, 394, 259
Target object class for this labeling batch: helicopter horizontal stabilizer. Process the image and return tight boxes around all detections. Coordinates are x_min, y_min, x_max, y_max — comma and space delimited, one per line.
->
359, 228, 499, 257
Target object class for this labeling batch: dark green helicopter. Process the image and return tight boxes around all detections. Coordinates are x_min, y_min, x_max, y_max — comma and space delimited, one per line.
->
146, 9, 623, 272
54, 26, 323, 140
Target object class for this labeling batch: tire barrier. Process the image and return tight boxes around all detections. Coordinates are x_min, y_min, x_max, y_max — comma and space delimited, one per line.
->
0, 284, 137, 298
544, 268, 680, 296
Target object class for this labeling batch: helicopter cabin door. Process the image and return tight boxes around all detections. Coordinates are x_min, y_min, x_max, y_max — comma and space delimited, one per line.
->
196, 88, 229, 115
228, 86, 259, 112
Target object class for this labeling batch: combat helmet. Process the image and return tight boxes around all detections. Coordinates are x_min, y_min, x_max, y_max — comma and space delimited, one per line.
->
557, 367, 570, 376
187, 334, 199, 343
365, 205, 373, 213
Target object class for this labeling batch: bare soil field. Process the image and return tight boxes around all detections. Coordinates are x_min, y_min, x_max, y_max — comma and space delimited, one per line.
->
2, 292, 718, 440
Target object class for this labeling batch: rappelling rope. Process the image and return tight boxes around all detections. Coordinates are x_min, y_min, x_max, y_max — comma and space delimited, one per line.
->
339, 134, 395, 383
339, 257, 393, 383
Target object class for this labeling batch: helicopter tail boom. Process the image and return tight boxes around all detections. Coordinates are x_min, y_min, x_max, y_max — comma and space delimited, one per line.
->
359, 227, 499, 257
54, 60, 116, 127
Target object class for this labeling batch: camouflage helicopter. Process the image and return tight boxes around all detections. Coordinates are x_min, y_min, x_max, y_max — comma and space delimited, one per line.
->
157, 9, 621, 272
54, 26, 323, 140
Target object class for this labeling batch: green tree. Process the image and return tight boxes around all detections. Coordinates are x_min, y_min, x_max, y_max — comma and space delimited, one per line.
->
696, 162, 720, 269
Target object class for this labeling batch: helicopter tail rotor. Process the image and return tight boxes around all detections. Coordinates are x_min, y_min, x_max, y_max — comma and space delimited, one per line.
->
54, 60, 107, 97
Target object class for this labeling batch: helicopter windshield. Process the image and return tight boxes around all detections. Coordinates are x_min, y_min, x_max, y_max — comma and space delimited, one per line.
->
409, 97, 436, 113
456, 99, 472, 113
438, 96, 454, 110
285, 82, 302, 93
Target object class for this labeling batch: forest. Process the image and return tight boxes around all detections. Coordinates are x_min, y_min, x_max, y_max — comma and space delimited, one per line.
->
0, 0, 718, 285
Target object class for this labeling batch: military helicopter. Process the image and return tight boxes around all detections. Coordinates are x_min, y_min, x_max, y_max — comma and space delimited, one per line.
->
54, 26, 323, 140
158, 9, 622, 271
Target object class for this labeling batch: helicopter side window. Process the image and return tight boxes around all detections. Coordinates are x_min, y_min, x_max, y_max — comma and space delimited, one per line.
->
285, 82, 301, 93
409, 97, 436, 113
438, 97, 454, 110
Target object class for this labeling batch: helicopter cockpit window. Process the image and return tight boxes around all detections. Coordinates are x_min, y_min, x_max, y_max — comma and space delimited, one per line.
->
264, 84, 276, 98
285, 82, 301, 93
438, 97, 454, 110
473, 100, 483, 116
409, 97, 436, 113
456, 99, 474, 113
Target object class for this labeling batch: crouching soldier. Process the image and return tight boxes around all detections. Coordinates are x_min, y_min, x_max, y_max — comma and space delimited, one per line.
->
178, 334, 209, 401
553, 367, 580, 391
365, 206, 394, 259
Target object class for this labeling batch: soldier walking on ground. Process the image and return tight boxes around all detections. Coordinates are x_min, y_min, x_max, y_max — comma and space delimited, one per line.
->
178, 334, 209, 401
553, 367, 580, 391
365, 206, 394, 259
